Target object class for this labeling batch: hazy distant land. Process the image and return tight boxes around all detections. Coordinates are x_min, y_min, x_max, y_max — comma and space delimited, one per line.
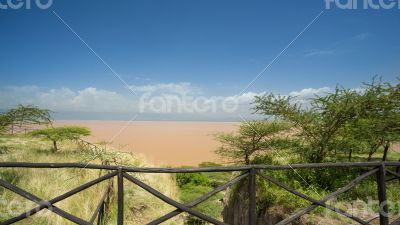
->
55, 120, 239, 166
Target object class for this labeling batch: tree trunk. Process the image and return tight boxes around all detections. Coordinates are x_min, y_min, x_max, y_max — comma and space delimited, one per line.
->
367, 151, 373, 161
53, 140, 58, 152
368, 139, 384, 161
348, 149, 352, 161
245, 154, 250, 165
314, 147, 325, 163
368, 145, 379, 161
382, 143, 389, 161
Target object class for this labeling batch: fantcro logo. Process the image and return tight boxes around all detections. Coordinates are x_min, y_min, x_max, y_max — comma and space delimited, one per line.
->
0, 0, 53, 10
138, 93, 239, 114
325, 0, 400, 9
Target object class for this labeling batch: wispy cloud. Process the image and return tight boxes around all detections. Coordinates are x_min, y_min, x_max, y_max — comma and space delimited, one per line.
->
351, 32, 372, 41
302, 32, 372, 58
304, 49, 336, 57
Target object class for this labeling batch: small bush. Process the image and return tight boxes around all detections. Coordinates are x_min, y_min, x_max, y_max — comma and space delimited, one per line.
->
251, 155, 273, 165
176, 172, 209, 188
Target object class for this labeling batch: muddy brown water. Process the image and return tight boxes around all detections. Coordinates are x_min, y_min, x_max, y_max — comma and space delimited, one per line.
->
55, 120, 239, 166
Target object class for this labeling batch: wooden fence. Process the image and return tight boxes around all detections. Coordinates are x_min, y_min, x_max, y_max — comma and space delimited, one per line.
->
1, 161, 400, 225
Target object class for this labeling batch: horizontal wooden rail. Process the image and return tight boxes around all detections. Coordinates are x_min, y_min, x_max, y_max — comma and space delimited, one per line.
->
1, 162, 400, 225
1, 161, 400, 172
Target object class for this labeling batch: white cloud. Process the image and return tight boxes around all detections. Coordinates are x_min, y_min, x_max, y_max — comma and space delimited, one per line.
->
0, 86, 136, 113
288, 87, 332, 105
0, 85, 337, 119
0, 84, 265, 117
289, 87, 331, 98
129, 82, 200, 95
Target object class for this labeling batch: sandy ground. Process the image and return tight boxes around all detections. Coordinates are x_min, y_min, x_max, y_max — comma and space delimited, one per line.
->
55, 120, 239, 166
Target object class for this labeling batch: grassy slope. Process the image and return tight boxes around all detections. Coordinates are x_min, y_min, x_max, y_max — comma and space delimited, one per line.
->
0, 135, 181, 225
177, 168, 231, 223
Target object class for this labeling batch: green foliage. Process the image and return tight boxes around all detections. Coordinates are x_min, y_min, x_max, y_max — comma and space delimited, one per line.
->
215, 121, 290, 165
176, 172, 209, 188
180, 183, 217, 203
254, 77, 400, 163
0, 114, 13, 134
30, 126, 91, 142
340, 77, 400, 161
197, 162, 232, 188
254, 87, 359, 162
286, 167, 363, 192
212, 77, 400, 222
30, 126, 91, 152
175, 163, 231, 224
255, 176, 312, 211
180, 183, 224, 224
4, 104, 53, 134
251, 154, 274, 165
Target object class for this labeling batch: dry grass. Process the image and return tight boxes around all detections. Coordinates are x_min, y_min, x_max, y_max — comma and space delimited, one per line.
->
0, 135, 181, 225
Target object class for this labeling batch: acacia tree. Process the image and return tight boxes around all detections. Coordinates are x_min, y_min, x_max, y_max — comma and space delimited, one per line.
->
6, 105, 53, 134
343, 78, 400, 161
0, 114, 12, 134
254, 87, 359, 163
255, 77, 400, 163
30, 126, 91, 152
215, 121, 290, 165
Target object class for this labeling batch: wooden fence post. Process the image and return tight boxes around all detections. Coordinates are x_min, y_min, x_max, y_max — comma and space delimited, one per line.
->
377, 164, 389, 225
117, 167, 124, 225
249, 167, 256, 225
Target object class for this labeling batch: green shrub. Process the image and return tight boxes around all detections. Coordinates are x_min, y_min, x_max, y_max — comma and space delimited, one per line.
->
176, 172, 209, 188
251, 155, 273, 165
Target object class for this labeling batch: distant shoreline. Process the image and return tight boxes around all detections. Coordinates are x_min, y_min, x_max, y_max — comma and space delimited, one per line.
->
56, 119, 241, 123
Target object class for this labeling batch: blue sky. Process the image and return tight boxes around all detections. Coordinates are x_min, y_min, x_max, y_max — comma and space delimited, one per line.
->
0, 0, 399, 120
